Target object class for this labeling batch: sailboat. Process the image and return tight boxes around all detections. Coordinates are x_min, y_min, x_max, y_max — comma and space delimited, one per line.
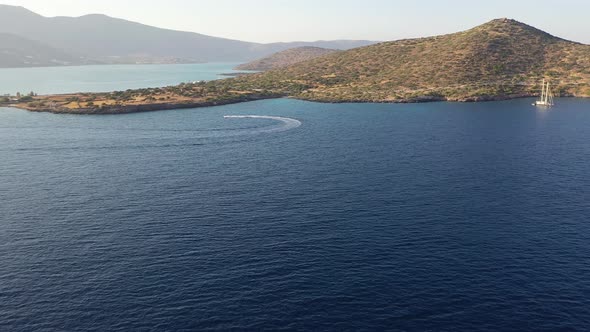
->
534, 79, 554, 106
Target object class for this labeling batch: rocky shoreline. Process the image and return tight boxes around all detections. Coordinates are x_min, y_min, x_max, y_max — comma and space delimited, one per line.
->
293, 92, 544, 104
4, 94, 284, 115
4, 92, 582, 115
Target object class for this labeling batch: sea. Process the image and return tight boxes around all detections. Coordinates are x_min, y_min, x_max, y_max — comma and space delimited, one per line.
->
0, 63, 245, 95
1, 64, 590, 331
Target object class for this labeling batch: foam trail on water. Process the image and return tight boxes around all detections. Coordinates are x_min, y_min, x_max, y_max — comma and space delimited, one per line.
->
224, 115, 302, 133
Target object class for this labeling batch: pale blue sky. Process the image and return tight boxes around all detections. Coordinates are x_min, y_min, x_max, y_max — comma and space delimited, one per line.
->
1, 0, 589, 43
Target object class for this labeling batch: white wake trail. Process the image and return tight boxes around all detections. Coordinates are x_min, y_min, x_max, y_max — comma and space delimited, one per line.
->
223, 115, 302, 133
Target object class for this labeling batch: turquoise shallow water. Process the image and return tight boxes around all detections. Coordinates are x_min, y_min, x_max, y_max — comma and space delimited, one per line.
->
0, 63, 242, 95
1, 98, 590, 330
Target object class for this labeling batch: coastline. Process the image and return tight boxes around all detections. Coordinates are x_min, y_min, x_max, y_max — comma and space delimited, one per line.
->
4, 92, 586, 115
6, 94, 283, 115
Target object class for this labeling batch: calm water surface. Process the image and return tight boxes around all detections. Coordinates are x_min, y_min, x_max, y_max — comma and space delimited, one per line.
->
1, 98, 590, 331
0, 63, 242, 95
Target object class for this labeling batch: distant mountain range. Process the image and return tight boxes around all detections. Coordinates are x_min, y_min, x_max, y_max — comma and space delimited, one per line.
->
0, 5, 376, 68
235, 46, 339, 71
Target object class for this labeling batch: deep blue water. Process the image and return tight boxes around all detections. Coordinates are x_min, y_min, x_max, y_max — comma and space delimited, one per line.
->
1, 98, 590, 331
0, 63, 243, 95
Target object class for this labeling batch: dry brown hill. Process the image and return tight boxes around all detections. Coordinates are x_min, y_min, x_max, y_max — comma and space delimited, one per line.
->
233, 18, 590, 102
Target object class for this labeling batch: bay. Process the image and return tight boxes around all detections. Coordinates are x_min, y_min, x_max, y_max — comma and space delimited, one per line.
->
1, 98, 590, 330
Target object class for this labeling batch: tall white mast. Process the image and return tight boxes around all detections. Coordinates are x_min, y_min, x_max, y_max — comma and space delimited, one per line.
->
534, 79, 555, 107
545, 82, 550, 104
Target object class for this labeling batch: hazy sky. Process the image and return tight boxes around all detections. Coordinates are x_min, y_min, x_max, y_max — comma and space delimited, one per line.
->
2, 0, 589, 43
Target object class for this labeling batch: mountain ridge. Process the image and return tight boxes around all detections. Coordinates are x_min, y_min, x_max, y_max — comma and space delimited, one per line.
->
0, 5, 376, 67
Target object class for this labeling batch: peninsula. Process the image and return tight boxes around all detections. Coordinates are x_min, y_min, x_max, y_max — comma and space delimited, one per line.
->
3, 18, 589, 114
